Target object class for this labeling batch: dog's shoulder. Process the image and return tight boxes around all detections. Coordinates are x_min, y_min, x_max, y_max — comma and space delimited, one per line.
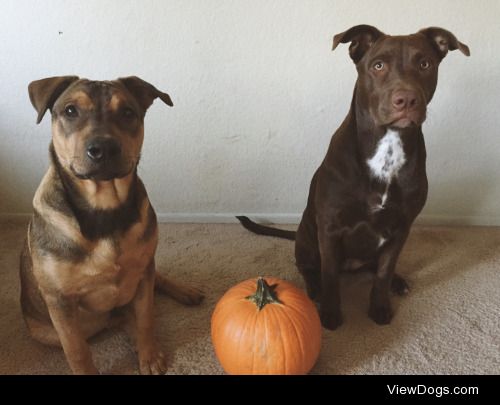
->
31, 165, 88, 263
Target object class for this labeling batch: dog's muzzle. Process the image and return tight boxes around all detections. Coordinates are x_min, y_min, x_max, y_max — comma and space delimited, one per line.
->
70, 137, 134, 181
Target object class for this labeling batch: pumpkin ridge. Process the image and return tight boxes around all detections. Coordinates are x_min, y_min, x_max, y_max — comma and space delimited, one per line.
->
214, 299, 252, 373
216, 300, 243, 343
273, 304, 291, 374
278, 301, 307, 370
250, 305, 260, 374
260, 299, 270, 374
268, 307, 288, 374
237, 304, 257, 374
283, 297, 317, 321
278, 293, 321, 372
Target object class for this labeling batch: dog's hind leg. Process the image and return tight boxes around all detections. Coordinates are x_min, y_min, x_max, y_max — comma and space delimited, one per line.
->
154, 273, 204, 306
295, 231, 322, 302
24, 313, 111, 348
24, 316, 63, 347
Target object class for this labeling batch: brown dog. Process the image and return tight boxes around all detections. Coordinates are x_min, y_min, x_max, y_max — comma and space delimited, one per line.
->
20, 76, 204, 374
238, 26, 469, 330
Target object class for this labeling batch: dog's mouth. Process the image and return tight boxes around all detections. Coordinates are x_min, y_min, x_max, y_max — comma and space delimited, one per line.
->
70, 160, 137, 181
72, 168, 132, 181
390, 117, 418, 129
387, 111, 426, 129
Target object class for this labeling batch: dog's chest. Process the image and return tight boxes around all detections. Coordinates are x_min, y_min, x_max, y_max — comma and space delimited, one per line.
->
365, 129, 406, 224
341, 130, 407, 265
76, 225, 156, 312
366, 129, 406, 183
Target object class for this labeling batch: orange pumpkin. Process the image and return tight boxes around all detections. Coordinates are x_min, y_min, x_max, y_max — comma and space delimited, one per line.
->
211, 276, 322, 375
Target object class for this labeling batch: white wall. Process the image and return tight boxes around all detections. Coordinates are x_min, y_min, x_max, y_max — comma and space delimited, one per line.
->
0, 0, 498, 225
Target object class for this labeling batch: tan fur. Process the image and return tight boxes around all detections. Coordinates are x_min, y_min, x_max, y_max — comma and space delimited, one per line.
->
33, 167, 85, 244
51, 91, 144, 183
108, 93, 123, 111
22, 76, 204, 375
51, 121, 80, 170
75, 174, 136, 210
31, 197, 155, 308
63, 91, 94, 110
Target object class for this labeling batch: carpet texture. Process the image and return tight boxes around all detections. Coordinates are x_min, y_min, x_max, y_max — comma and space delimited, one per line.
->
0, 217, 498, 375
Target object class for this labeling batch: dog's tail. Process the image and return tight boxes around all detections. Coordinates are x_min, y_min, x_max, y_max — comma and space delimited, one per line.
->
154, 273, 204, 306
236, 216, 296, 241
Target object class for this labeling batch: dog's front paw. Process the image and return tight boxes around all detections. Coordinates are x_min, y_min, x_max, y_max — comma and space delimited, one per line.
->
320, 310, 343, 330
139, 348, 167, 375
391, 274, 410, 296
368, 302, 393, 325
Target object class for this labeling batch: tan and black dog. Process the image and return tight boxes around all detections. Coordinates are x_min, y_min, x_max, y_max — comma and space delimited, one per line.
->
20, 76, 204, 374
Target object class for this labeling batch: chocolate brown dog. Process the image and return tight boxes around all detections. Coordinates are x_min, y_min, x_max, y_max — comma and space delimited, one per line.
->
20, 76, 204, 374
238, 26, 469, 330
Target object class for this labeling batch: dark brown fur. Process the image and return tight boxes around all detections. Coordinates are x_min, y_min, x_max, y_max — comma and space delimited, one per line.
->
238, 26, 469, 330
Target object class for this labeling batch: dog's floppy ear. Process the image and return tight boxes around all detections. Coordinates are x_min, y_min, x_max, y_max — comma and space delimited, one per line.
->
332, 24, 385, 64
418, 27, 470, 59
118, 76, 173, 113
28, 76, 79, 124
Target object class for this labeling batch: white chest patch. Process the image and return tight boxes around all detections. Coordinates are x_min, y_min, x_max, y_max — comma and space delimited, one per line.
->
367, 129, 406, 182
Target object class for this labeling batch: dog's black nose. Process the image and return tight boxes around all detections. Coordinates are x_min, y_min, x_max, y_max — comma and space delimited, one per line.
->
87, 145, 104, 161
86, 138, 121, 162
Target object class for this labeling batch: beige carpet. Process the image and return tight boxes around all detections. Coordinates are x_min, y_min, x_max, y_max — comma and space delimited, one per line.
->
0, 217, 499, 375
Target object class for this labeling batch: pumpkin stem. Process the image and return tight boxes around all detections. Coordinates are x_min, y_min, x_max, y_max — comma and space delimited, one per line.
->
246, 277, 283, 310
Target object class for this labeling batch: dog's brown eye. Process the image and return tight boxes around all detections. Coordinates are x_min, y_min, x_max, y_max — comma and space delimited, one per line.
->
373, 61, 385, 71
64, 105, 78, 118
420, 60, 431, 70
122, 107, 136, 119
